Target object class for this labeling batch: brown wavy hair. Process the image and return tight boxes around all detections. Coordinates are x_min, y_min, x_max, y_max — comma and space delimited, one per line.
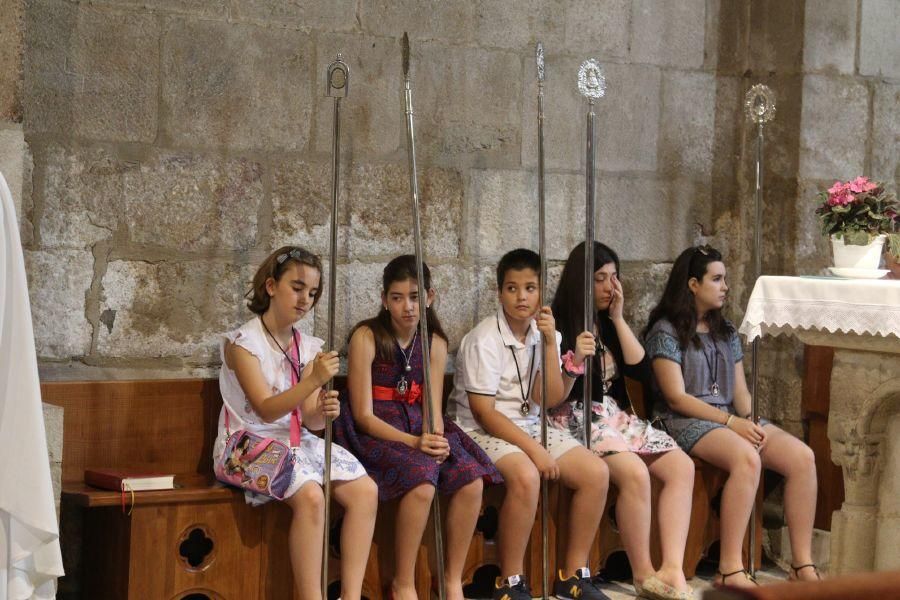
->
246, 246, 324, 315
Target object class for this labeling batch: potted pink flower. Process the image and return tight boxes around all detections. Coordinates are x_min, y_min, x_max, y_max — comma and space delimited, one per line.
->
815, 177, 898, 270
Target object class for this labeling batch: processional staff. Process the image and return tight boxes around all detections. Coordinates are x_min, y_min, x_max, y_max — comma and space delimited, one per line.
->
577, 58, 607, 451
322, 52, 349, 599
402, 32, 447, 600
535, 41, 551, 600
744, 83, 775, 578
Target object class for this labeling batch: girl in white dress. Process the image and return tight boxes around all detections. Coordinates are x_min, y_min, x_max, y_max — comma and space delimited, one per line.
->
214, 246, 377, 600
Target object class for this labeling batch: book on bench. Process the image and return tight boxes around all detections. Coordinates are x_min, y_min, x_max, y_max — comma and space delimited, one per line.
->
85, 468, 175, 492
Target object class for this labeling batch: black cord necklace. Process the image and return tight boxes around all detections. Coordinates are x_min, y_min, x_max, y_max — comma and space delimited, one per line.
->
498, 316, 536, 417
701, 335, 721, 396
260, 316, 302, 381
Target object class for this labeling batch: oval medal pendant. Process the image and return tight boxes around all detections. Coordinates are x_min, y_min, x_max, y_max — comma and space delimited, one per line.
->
397, 377, 408, 396
711, 382, 720, 396
405, 364, 412, 372
519, 401, 530, 416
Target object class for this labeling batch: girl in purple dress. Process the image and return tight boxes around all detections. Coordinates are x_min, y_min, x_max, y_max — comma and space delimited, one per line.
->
334, 255, 502, 600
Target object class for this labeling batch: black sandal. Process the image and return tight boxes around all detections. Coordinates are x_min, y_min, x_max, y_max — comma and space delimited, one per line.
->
714, 569, 758, 587
790, 563, 822, 581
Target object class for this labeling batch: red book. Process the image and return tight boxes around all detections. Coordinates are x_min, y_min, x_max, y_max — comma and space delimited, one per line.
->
85, 468, 175, 492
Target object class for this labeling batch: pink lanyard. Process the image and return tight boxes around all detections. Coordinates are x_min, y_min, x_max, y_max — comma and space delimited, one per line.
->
287, 330, 303, 447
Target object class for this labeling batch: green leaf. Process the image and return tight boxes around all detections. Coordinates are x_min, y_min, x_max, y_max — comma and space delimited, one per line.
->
889, 233, 900, 260
843, 230, 871, 245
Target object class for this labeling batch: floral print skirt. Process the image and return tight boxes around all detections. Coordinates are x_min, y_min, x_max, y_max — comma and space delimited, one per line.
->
547, 397, 679, 457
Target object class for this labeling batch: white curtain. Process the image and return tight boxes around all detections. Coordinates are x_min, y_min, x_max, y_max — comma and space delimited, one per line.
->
0, 171, 64, 599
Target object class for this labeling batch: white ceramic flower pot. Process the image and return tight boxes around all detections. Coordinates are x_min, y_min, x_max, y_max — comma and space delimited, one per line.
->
831, 234, 886, 269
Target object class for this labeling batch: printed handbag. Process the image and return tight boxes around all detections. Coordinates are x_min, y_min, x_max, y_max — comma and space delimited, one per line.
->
214, 329, 305, 500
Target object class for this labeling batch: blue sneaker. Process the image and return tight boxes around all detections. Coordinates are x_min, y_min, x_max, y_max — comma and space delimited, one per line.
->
553, 567, 610, 600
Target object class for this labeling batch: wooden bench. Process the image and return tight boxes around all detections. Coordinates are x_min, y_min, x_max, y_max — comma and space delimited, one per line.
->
46, 377, 759, 599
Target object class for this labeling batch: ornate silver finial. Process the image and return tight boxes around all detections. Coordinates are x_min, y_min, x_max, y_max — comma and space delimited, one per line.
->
326, 53, 349, 98
402, 32, 410, 78
536, 42, 544, 83
577, 59, 606, 100
744, 84, 776, 124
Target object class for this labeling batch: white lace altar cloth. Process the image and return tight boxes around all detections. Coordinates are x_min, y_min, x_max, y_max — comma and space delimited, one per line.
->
739, 275, 900, 342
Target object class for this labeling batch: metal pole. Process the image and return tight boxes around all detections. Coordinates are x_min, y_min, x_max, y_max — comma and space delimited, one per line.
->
322, 53, 348, 600
402, 32, 446, 600
577, 59, 605, 452
535, 41, 550, 600
583, 100, 595, 451
744, 83, 775, 578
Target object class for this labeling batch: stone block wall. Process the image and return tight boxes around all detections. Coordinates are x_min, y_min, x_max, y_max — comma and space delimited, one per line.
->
20, 0, 724, 381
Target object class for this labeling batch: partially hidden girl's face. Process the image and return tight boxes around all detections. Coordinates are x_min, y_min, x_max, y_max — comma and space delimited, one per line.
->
266, 262, 320, 322
690, 260, 728, 312
593, 262, 618, 311
383, 278, 432, 331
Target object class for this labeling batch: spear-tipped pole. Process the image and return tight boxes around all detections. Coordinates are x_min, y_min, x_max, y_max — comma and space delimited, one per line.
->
402, 32, 446, 600
577, 59, 606, 451
744, 83, 775, 578
322, 53, 349, 600
535, 41, 551, 600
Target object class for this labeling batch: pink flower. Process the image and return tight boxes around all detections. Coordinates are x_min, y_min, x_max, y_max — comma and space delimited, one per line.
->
827, 181, 855, 206
849, 176, 877, 194
827, 181, 846, 195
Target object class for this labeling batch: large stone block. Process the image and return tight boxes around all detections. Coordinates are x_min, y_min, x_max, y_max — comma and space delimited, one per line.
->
347, 163, 463, 259
596, 177, 695, 261
25, 248, 94, 358
360, 0, 564, 49
358, 1, 473, 42
408, 43, 521, 165
161, 18, 313, 151
124, 153, 263, 252
24, 0, 159, 142
313, 260, 382, 349
562, 0, 630, 58
465, 169, 581, 261
230, 0, 356, 30
97, 260, 257, 361
313, 34, 403, 158
620, 260, 670, 335
36, 144, 124, 249
872, 83, 900, 184
659, 71, 715, 180
630, 0, 706, 68
81, 0, 227, 17
803, 0, 857, 74
271, 159, 349, 253
0, 0, 24, 121
42, 402, 64, 464
859, 0, 900, 79
521, 60, 661, 172
795, 179, 833, 275
799, 75, 868, 180
0, 125, 25, 219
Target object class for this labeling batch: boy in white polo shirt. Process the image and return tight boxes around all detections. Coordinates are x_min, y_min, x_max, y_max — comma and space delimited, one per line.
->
452, 248, 610, 600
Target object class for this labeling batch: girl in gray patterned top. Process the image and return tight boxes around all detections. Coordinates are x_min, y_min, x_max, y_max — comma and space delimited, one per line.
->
645, 246, 820, 587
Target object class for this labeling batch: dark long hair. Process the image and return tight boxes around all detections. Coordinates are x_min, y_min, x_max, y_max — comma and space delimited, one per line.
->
351, 255, 448, 361
644, 245, 730, 348
246, 246, 323, 315
552, 241, 621, 355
